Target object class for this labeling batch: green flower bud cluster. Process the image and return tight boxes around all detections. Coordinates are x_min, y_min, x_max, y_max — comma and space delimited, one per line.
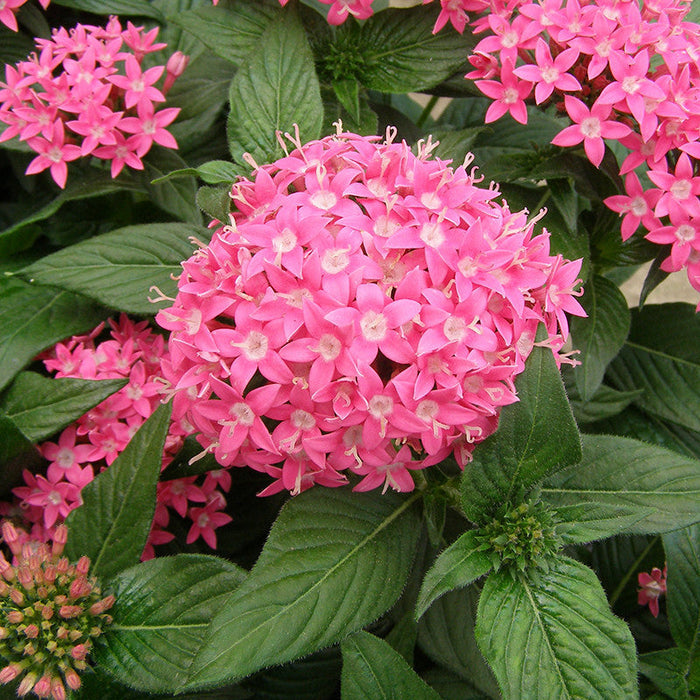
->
0, 523, 114, 700
478, 497, 562, 575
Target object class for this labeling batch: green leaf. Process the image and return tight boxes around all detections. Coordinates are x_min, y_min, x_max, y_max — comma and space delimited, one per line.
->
143, 148, 203, 225
341, 631, 441, 700
417, 587, 499, 698
663, 524, 700, 688
49, 0, 164, 19
639, 247, 671, 308
433, 127, 487, 166
542, 434, 700, 534
461, 340, 582, 523
607, 303, 700, 432
639, 648, 691, 700
415, 531, 492, 619
476, 558, 637, 699
18, 223, 208, 315
571, 275, 631, 401
421, 668, 490, 700
554, 502, 652, 545
64, 403, 171, 580
333, 7, 474, 93
0, 416, 43, 498
95, 554, 246, 694
0, 170, 142, 257
164, 53, 234, 152
182, 487, 421, 690
567, 382, 642, 425
226, 4, 323, 164
167, 1, 279, 65
0, 372, 126, 443
197, 185, 231, 223
0, 277, 106, 392
333, 79, 361, 123
195, 160, 245, 185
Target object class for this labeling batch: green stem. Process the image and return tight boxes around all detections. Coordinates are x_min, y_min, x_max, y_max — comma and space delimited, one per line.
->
416, 95, 439, 129
608, 535, 660, 608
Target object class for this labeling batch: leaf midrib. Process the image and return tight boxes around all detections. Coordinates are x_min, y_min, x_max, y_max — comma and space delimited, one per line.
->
188, 492, 419, 682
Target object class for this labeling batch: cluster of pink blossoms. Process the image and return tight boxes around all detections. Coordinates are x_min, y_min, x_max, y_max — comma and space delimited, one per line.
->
0, 17, 187, 187
457, 0, 700, 300
156, 127, 585, 496
1, 316, 232, 557
0, 0, 50, 32
638, 565, 667, 617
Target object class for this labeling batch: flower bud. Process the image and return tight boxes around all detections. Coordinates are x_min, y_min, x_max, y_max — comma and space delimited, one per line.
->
163, 51, 189, 93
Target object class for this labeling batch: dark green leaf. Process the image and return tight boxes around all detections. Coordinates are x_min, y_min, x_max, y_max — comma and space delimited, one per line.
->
415, 531, 492, 619
197, 185, 231, 223
144, 148, 203, 225
167, 1, 279, 65
0, 415, 43, 497
639, 247, 672, 308
95, 555, 246, 694
542, 434, 700, 534
64, 403, 171, 580
0, 170, 142, 257
417, 587, 499, 698
334, 7, 474, 93
49, 0, 164, 19
18, 223, 208, 315
0, 277, 106, 392
164, 53, 234, 152
182, 488, 421, 689
226, 5, 323, 164
476, 558, 637, 699
567, 382, 642, 425
571, 275, 630, 401
639, 648, 691, 700
333, 79, 361, 123
461, 340, 582, 523
432, 127, 487, 166
341, 631, 441, 700
421, 668, 490, 700
0, 372, 126, 443
195, 160, 245, 185
664, 524, 700, 687
554, 502, 652, 545
607, 303, 700, 432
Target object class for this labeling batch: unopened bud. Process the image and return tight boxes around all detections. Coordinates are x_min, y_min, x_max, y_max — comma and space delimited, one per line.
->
63, 668, 81, 691
9, 588, 24, 605
0, 663, 23, 684
50, 677, 66, 700
7, 610, 23, 624
23, 625, 39, 639
16, 672, 37, 696
70, 644, 87, 661
33, 674, 52, 698
75, 557, 90, 577
163, 51, 189, 93
58, 605, 81, 619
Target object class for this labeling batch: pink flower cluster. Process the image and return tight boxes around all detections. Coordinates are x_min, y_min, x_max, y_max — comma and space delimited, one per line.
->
0, 0, 50, 33
454, 0, 700, 301
0, 17, 187, 188
156, 127, 585, 497
638, 565, 667, 617
2, 316, 232, 557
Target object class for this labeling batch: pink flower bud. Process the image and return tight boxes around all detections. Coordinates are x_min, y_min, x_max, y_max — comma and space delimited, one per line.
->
50, 678, 66, 700
9, 588, 24, 605
58, 605, 81, 619
63, 668, 81, 691
70, 644, 88, 661
7, 610, 24, 624
163, 51, 189, 93
16, 672, 37, 696
51, 526, 67, 558
32, 674, 52, 698
75, 557, 90, 577
0, 663, 23, 684
23, 624, 39, 639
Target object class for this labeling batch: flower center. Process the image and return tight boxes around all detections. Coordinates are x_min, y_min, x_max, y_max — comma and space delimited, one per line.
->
318, 333, 341, 361
230, 402, 255, 426
443, 316, 467, 342
240, 330, 268, 361
580, 117, 601, 139
360, 310, 388, 342
671, 179, 691, 201
419, 222, 445, 248
322, 247, 350, 274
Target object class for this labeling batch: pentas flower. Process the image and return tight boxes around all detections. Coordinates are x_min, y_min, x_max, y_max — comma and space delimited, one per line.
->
638, 565, 667, 617
157, 126, 585, 497
2, 316, 230, 557
0, 523, 113, 700
0, 0, 50, 33
0, 18, 185, 187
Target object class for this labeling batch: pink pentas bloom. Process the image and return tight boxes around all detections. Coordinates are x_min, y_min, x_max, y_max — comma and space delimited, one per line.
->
512, 39, 581, 104
157, 126, 585, 497
551, 96, 632, 168
0, 0, 49, 33
476, 59, 532, 125
2, 316, 234, 557
0, 18, 183, 188
638, 566, 667, 617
